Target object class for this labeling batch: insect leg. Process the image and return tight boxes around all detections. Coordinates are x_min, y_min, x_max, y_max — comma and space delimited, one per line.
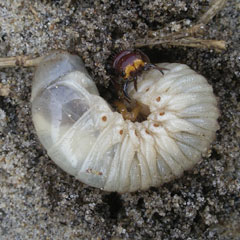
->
144, 63, 168, 75
133, 76, 138, 91
123, 81, 131, 100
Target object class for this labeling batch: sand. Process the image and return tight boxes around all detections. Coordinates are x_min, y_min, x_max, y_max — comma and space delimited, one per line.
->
0, 0, 239, 239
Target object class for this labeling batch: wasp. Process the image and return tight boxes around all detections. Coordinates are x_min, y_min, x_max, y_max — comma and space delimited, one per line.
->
112, 49, 165, 100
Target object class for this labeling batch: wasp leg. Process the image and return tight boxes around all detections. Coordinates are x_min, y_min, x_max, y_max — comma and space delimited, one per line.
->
154, 65, 168, 75
144, 63, 168, 75
133, 76, 138, 91
123, 81, 131, 100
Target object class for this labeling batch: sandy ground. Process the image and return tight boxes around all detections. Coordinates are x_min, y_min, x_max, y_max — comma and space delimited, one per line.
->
0, 0, 239, 239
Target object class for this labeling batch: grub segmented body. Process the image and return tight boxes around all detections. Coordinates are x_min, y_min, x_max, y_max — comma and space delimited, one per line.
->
31, 50, 219, 193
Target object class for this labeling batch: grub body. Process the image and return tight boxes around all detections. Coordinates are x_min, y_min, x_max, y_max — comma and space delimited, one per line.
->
31, 51, 219, 193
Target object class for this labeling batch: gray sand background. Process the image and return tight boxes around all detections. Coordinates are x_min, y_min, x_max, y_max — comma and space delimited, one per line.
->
0, 0, 239, 239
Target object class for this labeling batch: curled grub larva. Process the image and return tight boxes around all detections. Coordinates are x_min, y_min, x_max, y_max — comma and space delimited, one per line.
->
31, 50, 219, 193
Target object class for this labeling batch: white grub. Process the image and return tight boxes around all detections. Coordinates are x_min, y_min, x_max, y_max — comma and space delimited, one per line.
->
31, 51, 219, 193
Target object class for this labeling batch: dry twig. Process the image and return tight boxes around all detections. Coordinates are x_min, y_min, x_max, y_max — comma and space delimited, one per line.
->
29, 5, 40, 22
197, 0, 227, 25
135, 0, 227, 51
0, 0, 227, 68
0, 56, 44, 68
